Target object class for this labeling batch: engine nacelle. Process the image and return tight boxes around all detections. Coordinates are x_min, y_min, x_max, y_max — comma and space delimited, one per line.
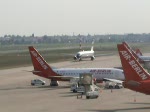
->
74, 56, 77, 60
91, 56, 95, 61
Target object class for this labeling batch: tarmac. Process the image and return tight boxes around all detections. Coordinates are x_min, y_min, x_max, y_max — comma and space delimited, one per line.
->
0, 55, 150, 112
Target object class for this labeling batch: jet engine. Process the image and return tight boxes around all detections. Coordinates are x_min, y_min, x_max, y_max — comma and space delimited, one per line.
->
91, 56, 95, 61
74, 56, 77, 60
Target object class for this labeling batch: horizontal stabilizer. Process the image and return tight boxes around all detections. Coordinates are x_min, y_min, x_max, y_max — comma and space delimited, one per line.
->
126, 80, 141, 87
103, 78, 123, 84
23, 70, 42, 73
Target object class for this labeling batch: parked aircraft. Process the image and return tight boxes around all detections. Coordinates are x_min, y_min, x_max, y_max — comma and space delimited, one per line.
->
28, 46, 124, 86
122, 42, 150, 69
118, 44, 150, 95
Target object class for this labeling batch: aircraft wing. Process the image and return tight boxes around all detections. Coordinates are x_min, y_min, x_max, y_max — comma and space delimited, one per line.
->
49, 76, 79, 80
113, 66, 123, 70
103, 78, 123, 84
23, 70, 42, 73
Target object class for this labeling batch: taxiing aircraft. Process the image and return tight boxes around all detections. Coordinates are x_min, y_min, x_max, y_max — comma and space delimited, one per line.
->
29, 46, 124, 86
74, 45, 95, 61
117, 44, 150, 95
122, 42, 150, 69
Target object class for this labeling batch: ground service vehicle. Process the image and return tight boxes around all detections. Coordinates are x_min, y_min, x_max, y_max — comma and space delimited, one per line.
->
104, 81, 123, 89
86, 86, 99, 99
31, 79, 46, 86
70, 84, 85, 93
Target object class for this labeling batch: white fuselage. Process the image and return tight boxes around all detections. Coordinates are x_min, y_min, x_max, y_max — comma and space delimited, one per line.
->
75, 50, 94, 59
53, 68, 124, 81
138, 56, 150, 69
79, 50, 94, 58
139, 56, 150, 61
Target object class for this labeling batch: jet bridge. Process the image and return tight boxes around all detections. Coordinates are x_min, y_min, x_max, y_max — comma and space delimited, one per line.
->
79, 73, 93, 93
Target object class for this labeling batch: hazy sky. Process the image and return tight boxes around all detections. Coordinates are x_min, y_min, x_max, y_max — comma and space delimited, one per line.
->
0, 0, 150, 36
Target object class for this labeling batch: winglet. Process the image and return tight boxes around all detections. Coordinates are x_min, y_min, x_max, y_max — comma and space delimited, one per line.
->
28, 46, 58, 78
117, 44, 150, 82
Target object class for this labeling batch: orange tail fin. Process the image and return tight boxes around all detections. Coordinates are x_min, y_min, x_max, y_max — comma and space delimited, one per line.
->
117, 44, 150, 82
28, 46, 57, 78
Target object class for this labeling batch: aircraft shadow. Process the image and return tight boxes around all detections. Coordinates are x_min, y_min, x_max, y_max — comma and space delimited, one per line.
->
0, 86, 36, 91
35, 85, 70, 91
125, 102, 150, 105
0, 85, 70, 91
60, 92, 83, 97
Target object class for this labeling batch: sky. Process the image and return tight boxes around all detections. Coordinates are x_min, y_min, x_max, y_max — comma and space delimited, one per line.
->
0, 0, 150, 36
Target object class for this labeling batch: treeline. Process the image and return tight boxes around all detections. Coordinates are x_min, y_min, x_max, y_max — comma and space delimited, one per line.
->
0, 33, 150, 45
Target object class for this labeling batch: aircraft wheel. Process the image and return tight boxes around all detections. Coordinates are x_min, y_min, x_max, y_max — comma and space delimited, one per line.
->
73, 89, 77, 93
91, 57, 94, 61
86, 96, 90, 99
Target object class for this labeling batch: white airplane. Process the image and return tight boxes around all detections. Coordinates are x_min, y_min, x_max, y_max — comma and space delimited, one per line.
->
28, 46, 125, 86
74, 46, 95, 61
135, 48, 150, 62
122, 42, 150, 69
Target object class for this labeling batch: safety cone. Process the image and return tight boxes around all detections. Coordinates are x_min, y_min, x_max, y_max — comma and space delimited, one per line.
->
134, 97, 136, 102
111, 89, 113, 93
100, 89, 102, 93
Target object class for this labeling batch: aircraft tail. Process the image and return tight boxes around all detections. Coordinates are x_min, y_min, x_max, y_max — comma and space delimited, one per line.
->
117, 44, 150, 82
91, 46, 94, 51
28, 46, 58, 78
91, 40, 94, 51
122, 41, 139, 59
135, 49, 143, 56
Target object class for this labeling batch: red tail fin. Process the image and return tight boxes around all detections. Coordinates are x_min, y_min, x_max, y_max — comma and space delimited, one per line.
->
122, 42, 131, 50
122, 42, 139, 59
28, 46, 58, 78
135, 49, 143, 56
117, 44, 150, 82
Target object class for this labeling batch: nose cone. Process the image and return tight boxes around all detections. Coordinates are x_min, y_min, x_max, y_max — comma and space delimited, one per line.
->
76, 53, 81, 58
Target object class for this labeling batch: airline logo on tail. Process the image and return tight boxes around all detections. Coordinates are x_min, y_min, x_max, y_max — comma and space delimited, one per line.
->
30, 50, 48, 70
120, 48, 148, 80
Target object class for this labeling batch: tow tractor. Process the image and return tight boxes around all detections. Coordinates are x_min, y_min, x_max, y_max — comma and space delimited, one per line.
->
70, 84, 85, 93
104, 81, 123, 89
86, 85, 99, 99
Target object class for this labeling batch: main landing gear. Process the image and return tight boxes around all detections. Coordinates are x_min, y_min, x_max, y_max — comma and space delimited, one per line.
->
50, 79, 59, 86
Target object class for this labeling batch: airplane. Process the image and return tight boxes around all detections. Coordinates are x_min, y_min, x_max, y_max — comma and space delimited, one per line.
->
122, 42, 150, 69
135, 49, 143, 56
117, 43, 150, 95
28, 46, 124, 86
73, 43, 95, 61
